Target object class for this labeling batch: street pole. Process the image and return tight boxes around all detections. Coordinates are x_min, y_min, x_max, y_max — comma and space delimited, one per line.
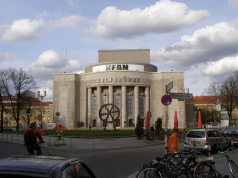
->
165, 105, 168, 153
37, 91, 46, 129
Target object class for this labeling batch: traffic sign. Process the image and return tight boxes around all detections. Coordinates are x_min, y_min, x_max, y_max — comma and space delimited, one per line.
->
37, 115, 42, 121
56, 112, 60, 117
166, 82, 173, 93
161, 95, 172, 105
169, 93, 193, 100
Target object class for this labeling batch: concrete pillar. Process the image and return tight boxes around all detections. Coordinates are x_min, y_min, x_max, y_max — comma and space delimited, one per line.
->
109, 85, 113, 128
109, 85, 113, 104
122, 85, 126, 128
145, 86, 150, 114
97, 86, 101, 128
134, 86, 139, 125
88, 87, 92, 128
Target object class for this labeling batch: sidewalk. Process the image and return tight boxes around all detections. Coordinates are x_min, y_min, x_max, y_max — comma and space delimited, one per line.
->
0, 133, 167, 149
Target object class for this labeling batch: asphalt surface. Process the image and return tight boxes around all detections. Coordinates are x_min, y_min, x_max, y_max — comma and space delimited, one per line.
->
1, 133, 238, 177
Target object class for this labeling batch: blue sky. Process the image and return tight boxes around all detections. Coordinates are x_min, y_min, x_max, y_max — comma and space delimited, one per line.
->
0, 0, 238, 100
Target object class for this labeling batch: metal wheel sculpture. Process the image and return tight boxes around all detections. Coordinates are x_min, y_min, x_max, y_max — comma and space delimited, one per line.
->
99, 104, 120, 130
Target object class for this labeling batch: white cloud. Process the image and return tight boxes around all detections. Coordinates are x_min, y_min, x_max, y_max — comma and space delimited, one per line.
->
27, 50, 82, 80
47, 15, 86, 28
0, 15, 87, 41
1, 19, 44, 41
151, 18, 238, 70
0, 52, 17, 63
86, 0, 209, 38
34, 50, 66, 68
228, 0, 238, 9
203, 55, 238, 76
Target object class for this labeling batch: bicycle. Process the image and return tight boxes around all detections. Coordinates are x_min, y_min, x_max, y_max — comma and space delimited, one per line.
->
136, 148, 199, 178
144, 131, 159, 143
136, 144, 208, 178
194, 147, 238, 178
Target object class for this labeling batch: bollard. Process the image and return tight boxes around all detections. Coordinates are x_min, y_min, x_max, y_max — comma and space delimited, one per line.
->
12, 133, 13, 142
70, 138, 71, 148
40, 129, 44, 136
17, 134, 18, 142
167, 133, 178, 152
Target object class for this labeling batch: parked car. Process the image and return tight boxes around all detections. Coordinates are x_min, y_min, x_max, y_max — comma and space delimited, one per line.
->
2, 127, 13, 132
184, 129, 232, 154
0, 155, 96, 178
221, 126, 238, 148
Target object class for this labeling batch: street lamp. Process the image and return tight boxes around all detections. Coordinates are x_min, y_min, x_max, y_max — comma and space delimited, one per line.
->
37, 91, 46, 129
193, 106, 198, 128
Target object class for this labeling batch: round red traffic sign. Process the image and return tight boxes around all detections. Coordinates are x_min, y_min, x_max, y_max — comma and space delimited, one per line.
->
161, 95, 172, 105
55, 112, 60, 116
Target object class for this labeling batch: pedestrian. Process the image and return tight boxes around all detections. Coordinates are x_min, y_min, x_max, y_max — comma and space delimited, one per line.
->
24, 122, 44, 155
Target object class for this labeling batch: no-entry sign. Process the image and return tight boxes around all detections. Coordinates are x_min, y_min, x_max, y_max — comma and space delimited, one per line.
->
161, 95, 172, 105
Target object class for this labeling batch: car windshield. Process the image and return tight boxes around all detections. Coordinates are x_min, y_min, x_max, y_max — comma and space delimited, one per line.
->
187, 131, 205, 138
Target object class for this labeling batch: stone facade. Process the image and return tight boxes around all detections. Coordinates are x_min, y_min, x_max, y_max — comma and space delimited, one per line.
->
53, 49, 187, 129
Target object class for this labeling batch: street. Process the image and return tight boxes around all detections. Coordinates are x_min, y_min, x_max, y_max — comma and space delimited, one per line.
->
1, 136, 238, 178
0, 139, 179, 178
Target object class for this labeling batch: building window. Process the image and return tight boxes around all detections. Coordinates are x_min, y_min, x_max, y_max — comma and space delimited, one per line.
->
92, 96, 97, 118
43, 110, 45, 114
127, 95, 133, 117
115, 95, 120, 117
102, 95, 108, 114
139, 95, 144, 116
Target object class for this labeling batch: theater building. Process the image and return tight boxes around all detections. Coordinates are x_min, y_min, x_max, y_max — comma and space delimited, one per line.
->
53, 49, 187, 129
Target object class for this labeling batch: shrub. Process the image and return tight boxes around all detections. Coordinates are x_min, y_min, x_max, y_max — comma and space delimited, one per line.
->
155, 117, 162, 135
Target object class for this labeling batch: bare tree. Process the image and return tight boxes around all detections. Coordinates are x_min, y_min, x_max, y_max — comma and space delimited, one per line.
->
203, 71, 238, 125
0, 68, 37, 130
0, 83, 4, 132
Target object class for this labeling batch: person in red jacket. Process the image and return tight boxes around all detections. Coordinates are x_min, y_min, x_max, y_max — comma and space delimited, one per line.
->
24, 122, 44, 155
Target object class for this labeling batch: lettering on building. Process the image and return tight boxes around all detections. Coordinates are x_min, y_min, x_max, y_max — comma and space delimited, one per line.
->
97, 77, 140, 83
106, 64, 128, 71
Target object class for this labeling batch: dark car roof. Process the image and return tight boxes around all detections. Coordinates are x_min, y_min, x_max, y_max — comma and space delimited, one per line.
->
0, 155, 78, 173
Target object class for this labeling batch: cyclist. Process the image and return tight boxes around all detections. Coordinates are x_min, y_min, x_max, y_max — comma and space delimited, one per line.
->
24, 122, 45, 155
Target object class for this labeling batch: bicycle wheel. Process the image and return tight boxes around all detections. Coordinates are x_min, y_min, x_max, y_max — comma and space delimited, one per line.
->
152, 134, 159, 143
144, 135, 151, 143
194, 162, 216, 178
179, 164, 194, 178
136, 168, 162, 178
227, 160, 238, 178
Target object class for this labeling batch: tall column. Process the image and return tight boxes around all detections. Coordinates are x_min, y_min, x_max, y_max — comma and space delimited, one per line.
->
145, 86, 150, 114
109, 85, 113, 128
97, 86, 101, 128
122, 85, 126, 128
134, 86, 139, 126
109, 85, 113, 104
88, 87, 92, 128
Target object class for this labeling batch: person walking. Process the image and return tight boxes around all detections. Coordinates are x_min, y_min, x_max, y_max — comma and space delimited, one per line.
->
24, 122, 44, 155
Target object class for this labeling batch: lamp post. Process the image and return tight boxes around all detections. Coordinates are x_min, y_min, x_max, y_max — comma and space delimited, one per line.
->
193, 106, 198, 128
37, 91, 46, 129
